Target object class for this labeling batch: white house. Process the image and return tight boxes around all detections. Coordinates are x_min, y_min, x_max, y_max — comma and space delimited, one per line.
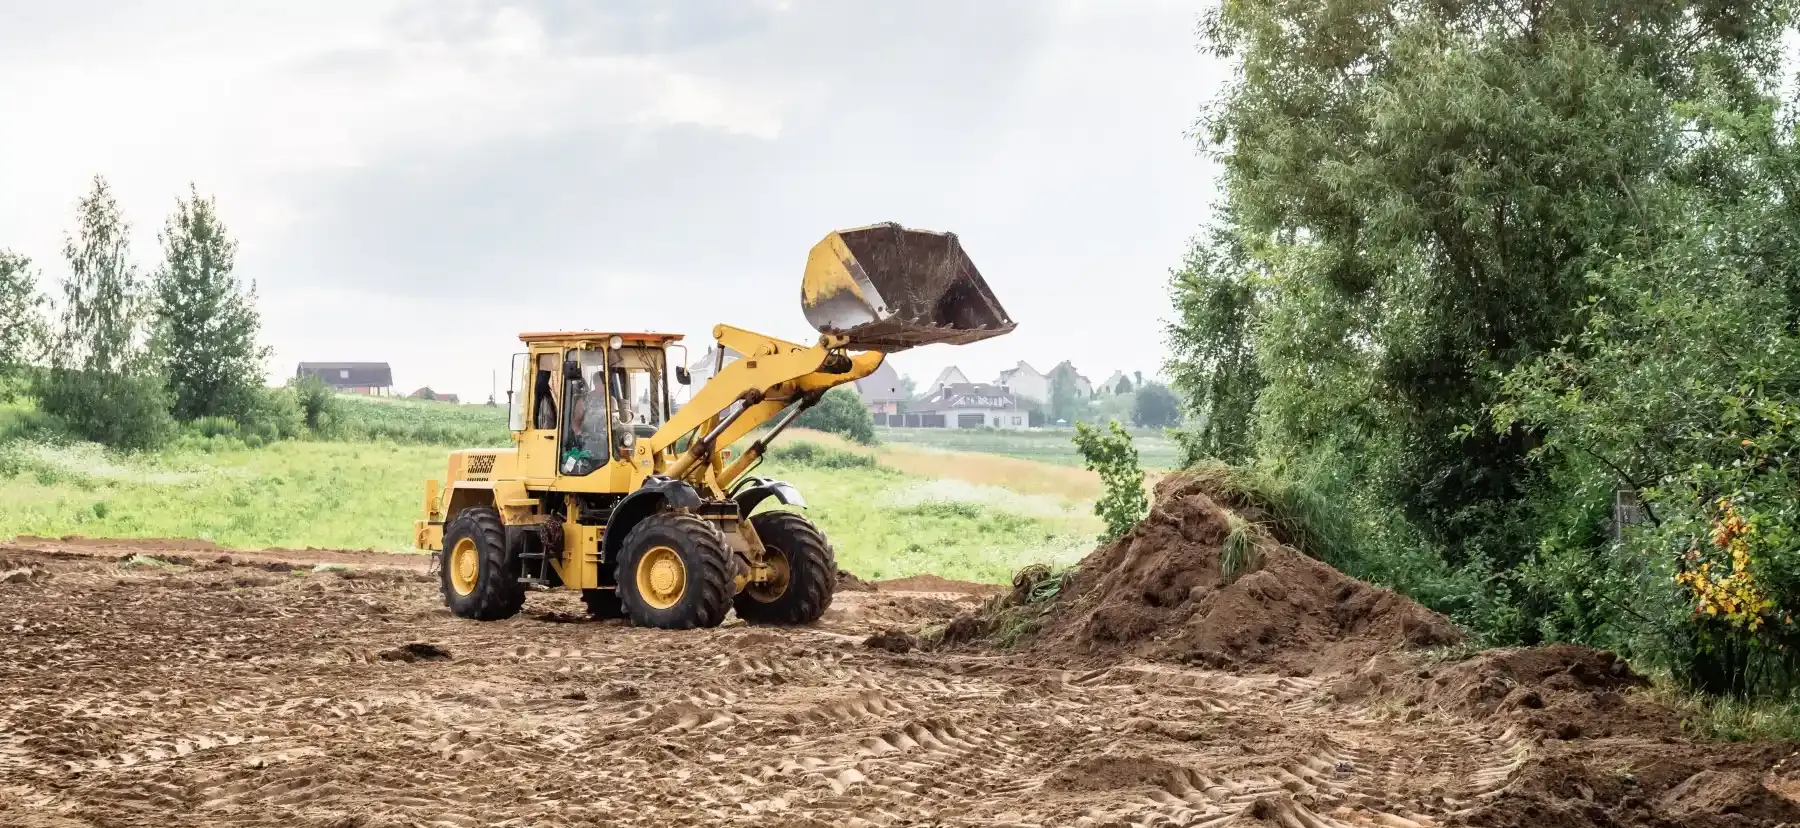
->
929, 365, 970, 393
995, 360, 1048, 403
1098, 370, 1135, 395
901, 382, 1025, 430
1047, 360, 1094, 398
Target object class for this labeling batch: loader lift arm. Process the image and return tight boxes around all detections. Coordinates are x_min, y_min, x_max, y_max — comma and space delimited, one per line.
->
652, 324, 885, 491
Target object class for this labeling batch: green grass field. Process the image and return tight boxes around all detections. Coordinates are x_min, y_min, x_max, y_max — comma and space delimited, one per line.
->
0, 425, 1100, 584
875, 425, 1183, 470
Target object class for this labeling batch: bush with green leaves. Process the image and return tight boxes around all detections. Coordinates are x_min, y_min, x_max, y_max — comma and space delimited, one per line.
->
767, 440, 880, 470
794, 386, 877, 445
34, 369, 173, 451
1072, 419, 1148, 542
290, 375, 341, 435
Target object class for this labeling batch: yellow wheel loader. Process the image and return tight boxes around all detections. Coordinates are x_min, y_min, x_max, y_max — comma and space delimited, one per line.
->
416, 223, 1014, 629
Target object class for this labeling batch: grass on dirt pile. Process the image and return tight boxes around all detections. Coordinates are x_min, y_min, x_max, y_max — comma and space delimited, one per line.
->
0, 428, 1098, 584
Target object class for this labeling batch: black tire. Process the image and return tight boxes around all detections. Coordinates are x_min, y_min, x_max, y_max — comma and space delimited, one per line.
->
582, 588, 626, 619
439, 507, 525, 620
614, 512, 733, 629
734, 510, 835, 625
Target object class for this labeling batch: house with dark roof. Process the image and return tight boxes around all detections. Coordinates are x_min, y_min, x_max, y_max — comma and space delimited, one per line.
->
297, 362, 394, 396
896, 382, 1024, 430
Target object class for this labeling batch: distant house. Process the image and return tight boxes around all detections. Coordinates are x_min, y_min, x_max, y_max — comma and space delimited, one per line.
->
409, 387, 460, 404
1098, 371, 1134, 395
929, 366, 970, 393
898, 382, 1024, 430
686, 345, 743, 393
297, 362, 393, 396
1047, 360, 1094, 398
853, 361, 907, 424
996, 360, 1048, 403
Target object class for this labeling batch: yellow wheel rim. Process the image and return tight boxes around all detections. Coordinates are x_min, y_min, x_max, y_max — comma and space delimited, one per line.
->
636, 545, 687, 610
749, 547, 790, 603
449, 537, 479, 596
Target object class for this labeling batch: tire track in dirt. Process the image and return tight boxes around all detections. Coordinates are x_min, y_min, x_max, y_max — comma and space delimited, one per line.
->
0, 541, 1541, 827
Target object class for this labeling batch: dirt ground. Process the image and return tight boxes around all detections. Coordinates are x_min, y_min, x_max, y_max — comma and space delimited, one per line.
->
0, 537, 1794, 828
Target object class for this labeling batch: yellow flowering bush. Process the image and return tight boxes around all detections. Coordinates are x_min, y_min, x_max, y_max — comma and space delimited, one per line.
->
1676, 499, 1789, 632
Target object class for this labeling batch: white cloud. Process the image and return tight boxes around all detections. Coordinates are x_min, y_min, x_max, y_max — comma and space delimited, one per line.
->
0, 0, 1223, 403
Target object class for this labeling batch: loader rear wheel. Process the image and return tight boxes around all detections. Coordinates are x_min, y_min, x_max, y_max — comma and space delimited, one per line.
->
615, 513, 733, 630
734, 511, 835, 625
439, 507, 524, 621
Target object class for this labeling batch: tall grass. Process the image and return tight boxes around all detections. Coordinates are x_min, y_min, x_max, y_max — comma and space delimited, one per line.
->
781, 427, 1110, 502
0, 432, 1098, 584
331, 396, 512, 447
876, 425, 1184, 470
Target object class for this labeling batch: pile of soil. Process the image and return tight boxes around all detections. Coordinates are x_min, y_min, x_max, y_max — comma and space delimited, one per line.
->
1026, 471, 1460, 675
835, 569, 876, 592
1457, 741, 1800, 828
1331, 644, 1681, 740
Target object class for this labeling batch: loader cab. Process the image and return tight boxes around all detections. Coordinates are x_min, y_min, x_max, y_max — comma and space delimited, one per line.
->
512, 331, 683, 486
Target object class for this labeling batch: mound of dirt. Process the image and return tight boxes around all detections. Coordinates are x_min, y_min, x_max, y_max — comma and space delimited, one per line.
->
1029, 472, 1460, 675
835, 569, 876, 592
379, 642, 452, 663
863, 627, 918, 654
1329, 644, 1680, 740
1457, 741, 1800, 828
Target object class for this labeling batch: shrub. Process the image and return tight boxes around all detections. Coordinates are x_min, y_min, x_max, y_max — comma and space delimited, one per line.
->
795, 386, 877, 445
240, 386, 305, 441
1072, 419, 1148, 542
34, 368, 174, 451
290, 375, 341, 434
767, 441, 879, 470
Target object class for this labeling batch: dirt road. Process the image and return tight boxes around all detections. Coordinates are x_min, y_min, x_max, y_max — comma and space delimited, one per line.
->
0, 538, 1748, 827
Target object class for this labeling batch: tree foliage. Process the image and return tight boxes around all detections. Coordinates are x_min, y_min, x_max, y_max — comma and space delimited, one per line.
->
150, 184, 270, 423
1166, 0, 1800, 694
1048, 369, 1081, 425
1132, 382, 1182, 429
795, 386, 877, 445
37, 176, 172, 449
0, 250, 48, 397
1074, 420, 1150, 542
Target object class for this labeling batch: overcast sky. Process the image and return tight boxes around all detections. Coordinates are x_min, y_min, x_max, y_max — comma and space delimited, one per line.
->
0, 0, 1222, 402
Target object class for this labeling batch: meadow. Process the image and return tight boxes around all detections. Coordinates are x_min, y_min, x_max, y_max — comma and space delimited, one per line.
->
0, 399, 1105, 584
876, 424, 1183, 470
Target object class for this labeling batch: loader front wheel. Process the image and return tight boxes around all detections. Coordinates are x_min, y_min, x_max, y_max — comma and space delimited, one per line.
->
615, 513, 733, 629
439, 507, 525, 620
734, 511, 835, 625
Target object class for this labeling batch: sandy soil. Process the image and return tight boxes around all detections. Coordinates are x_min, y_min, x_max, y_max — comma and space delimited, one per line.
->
0, 537, 1785, 827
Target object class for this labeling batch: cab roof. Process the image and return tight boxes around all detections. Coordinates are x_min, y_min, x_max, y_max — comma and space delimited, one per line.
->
518, 331, 685, 345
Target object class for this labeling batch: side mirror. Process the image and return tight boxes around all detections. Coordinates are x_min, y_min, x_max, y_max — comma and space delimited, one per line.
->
676, 366, 692, 386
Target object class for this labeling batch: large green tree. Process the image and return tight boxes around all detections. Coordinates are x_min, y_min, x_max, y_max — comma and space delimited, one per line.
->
1166, 0, 1796, 647
0, 250, 47, 396
37, 176, 172, 449
151, 184, 270, 422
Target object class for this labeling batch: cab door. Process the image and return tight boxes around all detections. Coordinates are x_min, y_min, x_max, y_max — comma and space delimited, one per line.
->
521, 350, 561, 480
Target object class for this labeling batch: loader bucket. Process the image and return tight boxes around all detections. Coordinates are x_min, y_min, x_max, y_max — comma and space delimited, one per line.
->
801, 223, 1015, 352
